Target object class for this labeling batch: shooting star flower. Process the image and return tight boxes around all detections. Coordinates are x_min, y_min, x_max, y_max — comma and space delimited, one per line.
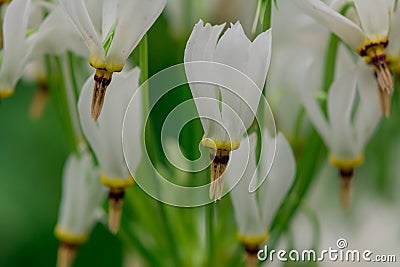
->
184, 20, 272, 200
55, 151, 106, 267
78, 67, 142, 234
226, 131, 295, 266
301, 60, 381, 208
60, 0, 166, 120
0, 0, 34, 98
294, 0, 396, 116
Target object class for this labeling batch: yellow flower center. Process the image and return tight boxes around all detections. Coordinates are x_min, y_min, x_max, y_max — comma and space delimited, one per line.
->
0, 88, 13, 99
329, 153, 364, 171
100, 173, 134, 190
357, 38, 388, 60
201, 137, 240, 151
237, 232, 269, 248
54, 227, 88, 245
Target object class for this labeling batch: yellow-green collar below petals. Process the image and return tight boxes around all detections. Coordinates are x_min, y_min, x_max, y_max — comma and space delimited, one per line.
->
0, 88, 14, 99
202, 137, 240, 151
237, 232, 269, 248
100, 173, 134, 190
329, 153, 364, 171
54, 227, 88, 245
357, 38, 388, 59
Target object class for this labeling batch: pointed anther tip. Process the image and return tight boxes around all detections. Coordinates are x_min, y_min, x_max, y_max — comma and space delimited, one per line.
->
338, 169, 353, 210
108, 189, 125, 235
57, 242, 77, 267
91, 70, 113, 121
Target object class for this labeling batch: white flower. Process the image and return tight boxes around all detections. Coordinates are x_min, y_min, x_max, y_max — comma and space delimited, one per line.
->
78, 67, 142, 233
184, 20, 272, 200
29, 4, 88, 59
294, 0, 396, 116
60, 0, 166, 120
0, 0, 87, 99
55, 151, 106, 245
0, 0, 34, 98
226, 131, 295, 259
301, 53, 381, 207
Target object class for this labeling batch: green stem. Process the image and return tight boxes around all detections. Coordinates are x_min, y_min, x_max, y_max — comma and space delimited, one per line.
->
46, 56, 78, 154
67, 52, 80, 103
138, 34, 182, 266
206, 203, 215, 266
262, 0, 272, 32
55, 57, 78, 154
119, 227, 163, 267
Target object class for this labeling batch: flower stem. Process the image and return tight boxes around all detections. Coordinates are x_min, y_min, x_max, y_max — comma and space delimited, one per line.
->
138, 34, 182, 266
67, 52, 80, 103
45, 55, 78, 154
262, 0, 272, 32
206, 203, 215, 266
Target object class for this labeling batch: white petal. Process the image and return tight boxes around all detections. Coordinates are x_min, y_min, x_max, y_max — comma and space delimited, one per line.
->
328, 66, 359, 158
0, 0, 30, 92
354, 0, 393, 39
60, 0, 104, 61
106, 0, 166, 71
387, 7, 400, 55
294, 0, 366, 51
184, 21, 225, 136
102, 0, 117, 41
29, 6, 88, 59
354, 65, 382, 149
56, 152, 107, 237
300, 60, 331, 147
215, 23, 265, 137
78, 68, 141, 179
258, 133, 296, 228
226, 133, 265, 237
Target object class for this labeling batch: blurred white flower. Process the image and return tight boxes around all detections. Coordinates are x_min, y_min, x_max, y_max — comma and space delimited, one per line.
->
301, 54, 381, 207
184, 20, 272, 200
60, 0, 166, 120
267, 0, 329, 140
226, 131, 295, 265
0, 0, 35, 98
0, 0, 87, 99
294, 0, 397, 116
78, 67, 142, 234
55, 151, 106, 267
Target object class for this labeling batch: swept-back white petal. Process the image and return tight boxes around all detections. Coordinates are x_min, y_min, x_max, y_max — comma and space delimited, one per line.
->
387, 9, 400, 55
0, 0, 30, 91
184, 21, 225, 135
328, 67, 358, 158
60, 0, 104, 61
56, 152, 106, 236
258, 133, 296, 228
354, 0, 393, 39
106, 0, 166, 71
29, 6, 88, 59
226, 134, 265, 237
354, 65, 381, 149
102, 0, 117, 40
215, 22, 267, 138
300, 61, 331, 147
294, 0, 365, 51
